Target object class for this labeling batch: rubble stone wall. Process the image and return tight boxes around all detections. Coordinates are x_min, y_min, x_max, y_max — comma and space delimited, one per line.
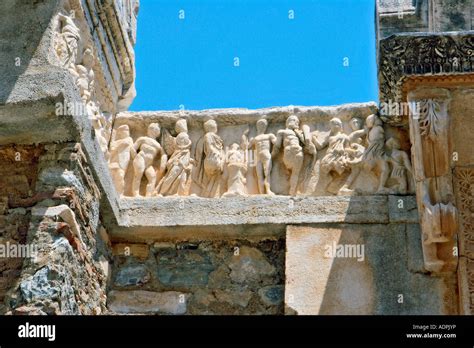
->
0, 143, 112, 315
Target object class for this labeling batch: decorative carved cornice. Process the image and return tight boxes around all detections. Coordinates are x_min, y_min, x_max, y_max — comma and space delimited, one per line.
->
454, 167, 474, 314
379, 31, 474, 124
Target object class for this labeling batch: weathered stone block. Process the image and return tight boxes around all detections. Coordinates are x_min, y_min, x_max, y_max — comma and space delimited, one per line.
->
405, 224, 425, 274
108, 290, 187, 314
388, 195, 419, 223
114, 264, 150, 287
228, 246, 275, 284
258, 285, 284, 306
156, 249, 214, 287
214, 289, 253, 308
285, 225, 457, 315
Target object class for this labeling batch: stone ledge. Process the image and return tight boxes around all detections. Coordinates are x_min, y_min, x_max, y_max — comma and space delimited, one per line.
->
119, 195, 390, 227
108, 195, 419, 242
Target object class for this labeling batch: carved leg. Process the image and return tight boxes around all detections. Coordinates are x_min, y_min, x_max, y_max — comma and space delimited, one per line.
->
144, 166, 157, 197
339, 165, 361, 195
376, 160, 390, 194
263, 158, 274, 195
110, 168, 125, 196
132, 155, 146, 196
289, 160, 303, 196
255, 162, 265, 194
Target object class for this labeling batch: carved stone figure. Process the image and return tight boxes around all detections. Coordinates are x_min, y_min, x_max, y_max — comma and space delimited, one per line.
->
131, 123, 167, 197
341, 114, 390, 194
319, 119, 350, 174
161, 119, 189, 157
385, 137, 414, 194
108, 125, 136, 196
248, 119, 276, 195
193, 120, 225, 198
156, 130, 194, 197
346, 117, 366, 166
223, 130, 249, 197
72, 47, 95, 105
409, 96, 458, 273
272, 115, 310, 196
56, 12, 81, 71
91, 111, 110, 160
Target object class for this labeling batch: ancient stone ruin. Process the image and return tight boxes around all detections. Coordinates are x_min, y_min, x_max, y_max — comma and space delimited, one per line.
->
0, 0, 473, 315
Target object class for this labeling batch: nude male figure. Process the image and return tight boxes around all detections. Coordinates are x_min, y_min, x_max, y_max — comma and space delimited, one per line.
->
131, 123, 167, 197
108, 125, 136, 196
272, 115, 310, 196
248, 118, 276, 195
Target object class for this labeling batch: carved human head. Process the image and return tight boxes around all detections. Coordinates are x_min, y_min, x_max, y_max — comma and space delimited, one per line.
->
329, 118, 342, 132
366, 114, 382, 128
349, 117, 362, 131
286, 115, 299, 130
176, 132, 191, 148
147, 123, 161, 139
256, 118, 268, 134
82, 47, 94, 67
204, 119, 218, 133
386, 137, 401, 150
175, 119, 188, 134
115, 125, 130, 139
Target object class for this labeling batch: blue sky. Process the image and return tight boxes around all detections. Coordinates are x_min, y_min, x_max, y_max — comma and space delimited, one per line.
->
130, 0, 378, 111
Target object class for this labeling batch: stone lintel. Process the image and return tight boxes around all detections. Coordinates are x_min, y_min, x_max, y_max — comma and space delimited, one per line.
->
108, 195, 418, 242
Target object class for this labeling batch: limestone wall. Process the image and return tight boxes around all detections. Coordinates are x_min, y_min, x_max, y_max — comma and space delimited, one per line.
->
109, 239, 285, 315
0, 143, 111, 315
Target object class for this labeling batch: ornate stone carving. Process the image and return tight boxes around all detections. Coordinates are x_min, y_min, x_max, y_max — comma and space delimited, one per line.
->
272, 115, 313, 196
131, 123, 167, 197
156, 120, 193, 196
454, 167, 474, 313
192, 120, 225, 198
108, 125, 136, 196
408, 94, 458, 273
379, 32, 474, 126
54, 10, 113, 162
72, 47, 95, 105
223, 130, 249, 197
336, 114, 392, 195
112, 105, 414, 199
385, 137, 414, 194
56, 12, 81, 71
312, 118, 351, 192
248, 119, 276, 195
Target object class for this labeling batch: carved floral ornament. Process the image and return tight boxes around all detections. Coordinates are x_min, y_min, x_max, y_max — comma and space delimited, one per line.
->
454, 168, 474, 312
379, 32, 474, 125
107, 114, 415, 199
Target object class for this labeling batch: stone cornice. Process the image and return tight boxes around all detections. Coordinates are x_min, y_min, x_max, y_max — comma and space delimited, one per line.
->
378, 31, 474, 125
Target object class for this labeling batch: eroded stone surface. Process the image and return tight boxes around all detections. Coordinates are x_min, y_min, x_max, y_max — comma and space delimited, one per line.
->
229, 246, 276, 284
108, 290, 187, 314
285, 225, 458, 315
